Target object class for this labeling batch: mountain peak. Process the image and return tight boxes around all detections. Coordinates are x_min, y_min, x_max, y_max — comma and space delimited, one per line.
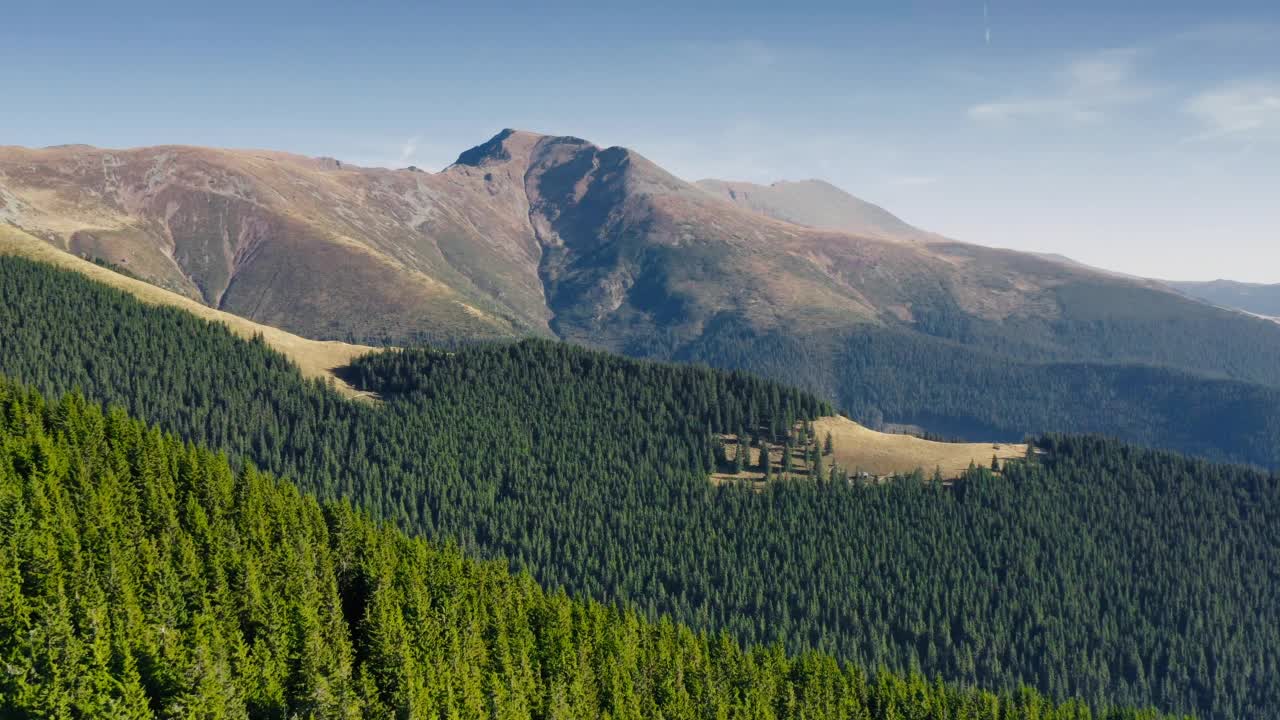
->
453, 128, 548, 168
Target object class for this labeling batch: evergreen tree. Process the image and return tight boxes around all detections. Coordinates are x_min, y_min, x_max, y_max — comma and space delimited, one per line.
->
0, 257, 1272, 720
0, 379, 1190, 720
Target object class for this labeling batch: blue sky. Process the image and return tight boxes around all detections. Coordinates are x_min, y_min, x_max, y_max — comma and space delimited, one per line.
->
3, 1, 1277, 281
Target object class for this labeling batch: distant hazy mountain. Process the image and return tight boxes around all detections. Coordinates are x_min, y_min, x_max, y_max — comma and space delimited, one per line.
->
1169, 280, 1280, 319
1029, 254, 1280, 319
695, 178, 938, 243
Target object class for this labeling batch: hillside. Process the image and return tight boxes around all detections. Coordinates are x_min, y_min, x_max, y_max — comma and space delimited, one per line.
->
7, 133, 1273, 361
1169, 279, 1280, 319
684, 322, 1280, 468
0, 141, 544, 344
7, 131, 1280, 460
1, 256, 1275, 719
0, 379, 1182, 719
2, 225, 1011, 481
0, 223, 374, 396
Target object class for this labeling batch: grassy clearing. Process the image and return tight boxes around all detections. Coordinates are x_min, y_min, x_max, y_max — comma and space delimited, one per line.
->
711, 415, 1026, 487
815, 415, 1026, 478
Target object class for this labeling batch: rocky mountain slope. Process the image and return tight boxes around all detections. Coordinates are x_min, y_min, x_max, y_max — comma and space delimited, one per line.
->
0, 131, 1170, 347
0, 140, 549, 343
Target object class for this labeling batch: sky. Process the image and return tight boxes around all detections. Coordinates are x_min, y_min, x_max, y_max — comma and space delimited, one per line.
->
2, 0, 1278, 282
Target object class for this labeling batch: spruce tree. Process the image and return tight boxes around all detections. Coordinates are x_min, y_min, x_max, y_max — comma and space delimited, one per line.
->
1, 257, 1274, 720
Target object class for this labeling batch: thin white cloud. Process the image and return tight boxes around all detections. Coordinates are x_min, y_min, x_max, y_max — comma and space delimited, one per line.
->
968, 99, 1105, 124
397, 135, 421, 165
968, 49, 1154, 125
328, 134, 459, 171
733, 40, 779, 70
1065, 50, 1141, 92
1183, 81, 1280, 140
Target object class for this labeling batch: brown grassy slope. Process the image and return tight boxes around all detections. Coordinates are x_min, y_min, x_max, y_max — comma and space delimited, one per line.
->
507, 130, 1144, 352
0, 135, 1103, 349
813, 416, 1026, 478
0, 132, 1190, 354
0, 224, 375, 398
711, 416, 1026, 485
0, 143, 544, 343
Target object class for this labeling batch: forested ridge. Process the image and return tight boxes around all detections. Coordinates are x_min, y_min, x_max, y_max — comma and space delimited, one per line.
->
681, 319, 1280, 468
2, 256, 1278, 718
0, 380, 1183, 719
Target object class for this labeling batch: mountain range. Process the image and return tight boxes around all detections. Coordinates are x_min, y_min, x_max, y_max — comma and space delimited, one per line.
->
0, 130, 1181, 344
1169, 279, 1280, 320
5, 129, 1280, 461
